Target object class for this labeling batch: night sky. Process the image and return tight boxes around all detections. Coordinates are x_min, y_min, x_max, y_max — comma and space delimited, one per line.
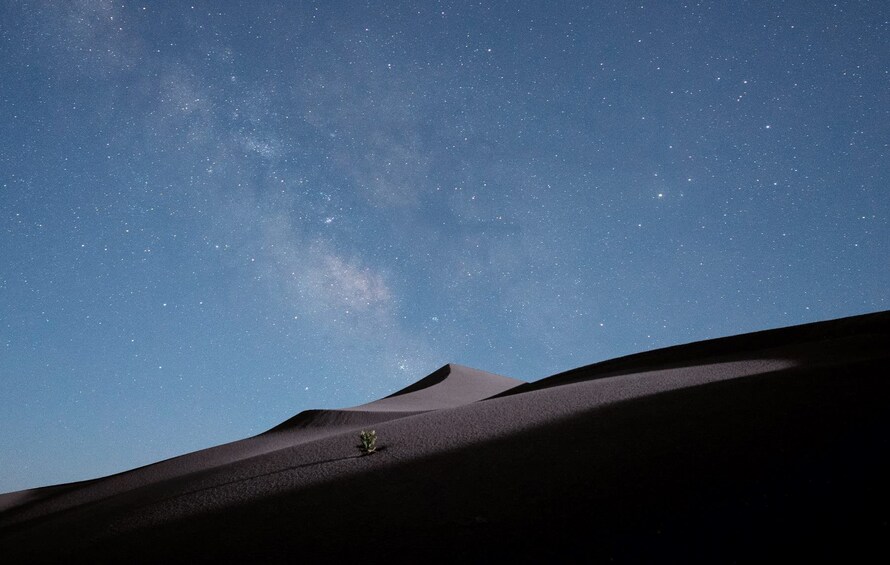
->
1, 1, 887, 493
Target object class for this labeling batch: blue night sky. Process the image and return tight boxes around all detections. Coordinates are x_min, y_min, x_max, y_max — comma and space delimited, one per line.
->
1, 1, 887, 492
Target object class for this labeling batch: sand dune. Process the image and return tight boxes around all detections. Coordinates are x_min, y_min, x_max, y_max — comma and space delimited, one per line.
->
0, 364, 521, 520
1, 311, 888, 563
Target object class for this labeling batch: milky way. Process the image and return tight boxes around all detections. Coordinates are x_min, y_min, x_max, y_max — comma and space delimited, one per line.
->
1, 1, 887, 491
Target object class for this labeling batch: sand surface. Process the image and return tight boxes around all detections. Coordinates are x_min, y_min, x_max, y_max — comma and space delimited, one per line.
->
1, 311, 888, 563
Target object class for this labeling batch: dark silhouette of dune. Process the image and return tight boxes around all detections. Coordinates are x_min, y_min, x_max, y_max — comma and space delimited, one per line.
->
1, 311, 888, 563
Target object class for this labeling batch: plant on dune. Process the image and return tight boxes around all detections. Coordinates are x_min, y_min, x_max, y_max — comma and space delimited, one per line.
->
358, 430, 377, 455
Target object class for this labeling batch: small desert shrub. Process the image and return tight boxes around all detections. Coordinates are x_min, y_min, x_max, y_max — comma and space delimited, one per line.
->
358, 430, 377, 454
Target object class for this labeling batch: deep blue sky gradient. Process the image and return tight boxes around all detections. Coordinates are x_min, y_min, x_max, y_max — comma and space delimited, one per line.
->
1, 1, 887, 492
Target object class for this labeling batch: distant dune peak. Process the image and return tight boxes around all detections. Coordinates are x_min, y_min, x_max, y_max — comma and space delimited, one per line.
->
383, 363, 519, 397
266, 363, 524, 433
349, 362, 525, 412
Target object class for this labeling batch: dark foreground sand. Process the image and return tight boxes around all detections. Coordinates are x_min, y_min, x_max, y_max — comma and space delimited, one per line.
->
1, 311, 888, 563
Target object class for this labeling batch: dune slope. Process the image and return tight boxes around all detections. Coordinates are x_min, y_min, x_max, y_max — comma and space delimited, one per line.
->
0, 364, 521, 520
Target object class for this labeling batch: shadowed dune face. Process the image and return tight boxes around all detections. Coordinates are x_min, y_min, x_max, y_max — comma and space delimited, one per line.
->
1, 311, 889, 563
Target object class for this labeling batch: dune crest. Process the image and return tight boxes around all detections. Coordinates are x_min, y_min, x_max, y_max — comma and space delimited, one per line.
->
266, 363, 523, 432
351, 363, 524, 411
